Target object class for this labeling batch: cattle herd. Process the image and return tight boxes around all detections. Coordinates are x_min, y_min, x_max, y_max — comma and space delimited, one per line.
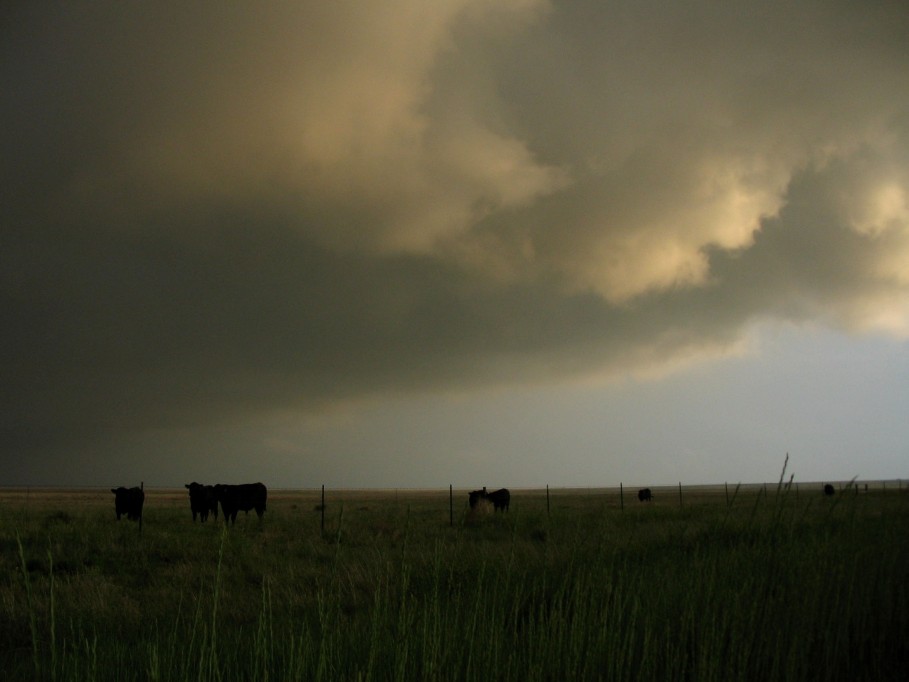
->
110, 482, 268, 524
111, 483, 511, 523
111, 481, 844, 522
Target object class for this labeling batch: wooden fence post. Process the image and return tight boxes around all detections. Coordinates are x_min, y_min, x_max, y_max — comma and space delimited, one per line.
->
546, 484, 550, 516
724, 482, 729, 508
620, 482, 624, 512
139, 481, 144, 535
321, 484, 325, 536
678, 481, 683, 508
449, 485, 453, 527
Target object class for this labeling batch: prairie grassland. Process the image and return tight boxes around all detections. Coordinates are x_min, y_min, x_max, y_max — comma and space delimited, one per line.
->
1, 485, 907, 681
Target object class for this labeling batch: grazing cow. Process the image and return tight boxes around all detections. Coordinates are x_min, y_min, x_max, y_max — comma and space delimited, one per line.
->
111, 486, 144, 521
184, 482, 219, 522
824, 483, 835, 496
214, 482, 267, 524
468, 487, 510, 512
638, 488, 653, 502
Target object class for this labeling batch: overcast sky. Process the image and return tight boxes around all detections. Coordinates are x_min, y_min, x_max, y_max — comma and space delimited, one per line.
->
3, 1, 908, 489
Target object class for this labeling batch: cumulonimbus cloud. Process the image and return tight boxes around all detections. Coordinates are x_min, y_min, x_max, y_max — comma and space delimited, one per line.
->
2, 1, 908, 455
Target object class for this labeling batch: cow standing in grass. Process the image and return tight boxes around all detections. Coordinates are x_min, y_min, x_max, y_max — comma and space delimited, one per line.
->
487, 488, 510, 511
824, 484, 835, 496
214, 482, 267, 524
111, 486, 144, 521
185, 482, 219, 522
638, 488, 653, 502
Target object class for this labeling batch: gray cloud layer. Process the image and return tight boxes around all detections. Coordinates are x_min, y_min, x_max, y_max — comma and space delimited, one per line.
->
3, 1, 908, 458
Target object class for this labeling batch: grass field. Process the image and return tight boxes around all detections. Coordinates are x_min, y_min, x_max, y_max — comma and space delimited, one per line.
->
1, 483, 907, 681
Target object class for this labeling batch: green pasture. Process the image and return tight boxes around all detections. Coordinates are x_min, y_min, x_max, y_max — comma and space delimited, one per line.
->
1, 484, 907, 680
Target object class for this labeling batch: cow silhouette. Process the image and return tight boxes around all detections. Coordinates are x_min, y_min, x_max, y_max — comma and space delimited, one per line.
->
638, 488, 653, 502
824, 483, 835, 496
214, 482, 267, 524
486, 488, 510, 511
111, 486, 144, 521
185, 482, 219, 522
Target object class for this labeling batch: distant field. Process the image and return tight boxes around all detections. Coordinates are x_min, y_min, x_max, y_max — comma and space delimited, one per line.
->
1, 484, 907, 680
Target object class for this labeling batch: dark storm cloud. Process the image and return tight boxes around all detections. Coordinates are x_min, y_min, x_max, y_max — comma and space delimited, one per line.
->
2, 1, 908, 459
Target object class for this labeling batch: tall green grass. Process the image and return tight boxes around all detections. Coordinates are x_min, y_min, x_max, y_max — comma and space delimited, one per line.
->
1, 487, 907, 680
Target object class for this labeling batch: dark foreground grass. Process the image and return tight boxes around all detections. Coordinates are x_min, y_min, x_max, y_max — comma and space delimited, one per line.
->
1, 486, 907, 680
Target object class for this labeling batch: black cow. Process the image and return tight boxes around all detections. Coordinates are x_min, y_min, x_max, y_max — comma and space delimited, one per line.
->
111, 486, 144, 521
824, 483, 835, 496
638, 488, 653, 502
468, 486, 510, 512
214, 482, 267, 524
185, 482, 219, 522
487, 488, 510, 511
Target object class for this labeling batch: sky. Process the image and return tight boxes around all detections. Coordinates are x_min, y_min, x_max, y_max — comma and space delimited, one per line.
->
2, 1, 908, 489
